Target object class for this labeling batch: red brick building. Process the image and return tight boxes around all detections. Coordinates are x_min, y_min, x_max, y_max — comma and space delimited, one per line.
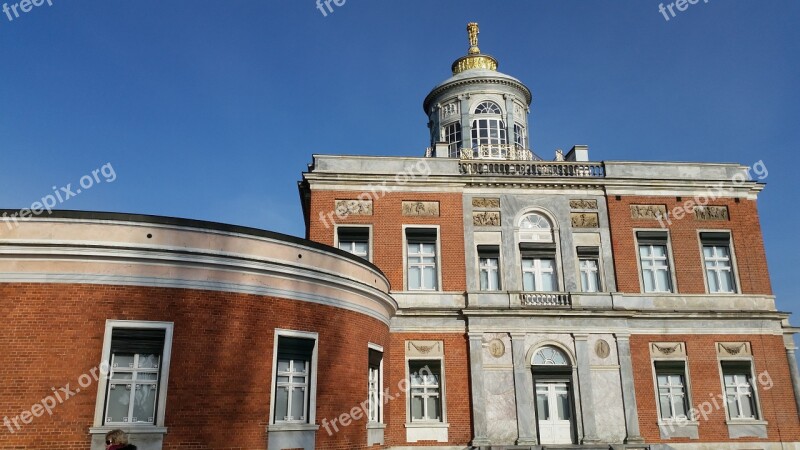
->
2, 22, 799, 450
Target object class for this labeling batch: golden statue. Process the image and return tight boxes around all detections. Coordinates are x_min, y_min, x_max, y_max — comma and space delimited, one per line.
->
467, 22, 480, 54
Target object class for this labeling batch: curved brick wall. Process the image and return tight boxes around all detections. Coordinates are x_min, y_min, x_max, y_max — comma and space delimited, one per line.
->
0, 283, 390, 449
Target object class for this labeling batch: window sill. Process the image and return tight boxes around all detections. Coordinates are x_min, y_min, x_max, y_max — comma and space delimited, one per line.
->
405, 422, 449, 443
267, 423, 319, 432
657, 419, 699, 440
726, 420, 768, 438
89, 426, 168, 434
367, 421, 386, 429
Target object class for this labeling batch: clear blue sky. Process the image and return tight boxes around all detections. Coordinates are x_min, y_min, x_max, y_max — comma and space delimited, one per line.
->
1, 1, 797, 320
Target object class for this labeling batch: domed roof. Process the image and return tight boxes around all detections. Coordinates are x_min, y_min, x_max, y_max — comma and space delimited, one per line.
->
422, 23, 532, 112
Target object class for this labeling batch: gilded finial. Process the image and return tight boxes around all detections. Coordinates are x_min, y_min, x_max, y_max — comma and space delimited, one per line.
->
451, 22, 498, 75
467, 22, 480, 54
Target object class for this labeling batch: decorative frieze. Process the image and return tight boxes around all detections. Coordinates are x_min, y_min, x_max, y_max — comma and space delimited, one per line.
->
650, 342, 686, 358
473, 211, 500, 227
570, 199, 598, 210
472, 197, 500, 209
402, 201, 440, 217
631, 204, 667, 220
440, 102, 459, 120
335, 199, 373, 216
571, 212, 599, 228
695, 205, 729, 221
716, 342, 752, 357
406, 340, 443, 357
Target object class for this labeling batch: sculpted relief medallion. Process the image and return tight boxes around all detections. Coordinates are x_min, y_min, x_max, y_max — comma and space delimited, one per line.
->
488, 339, 505, 358
595, 339, 611, 359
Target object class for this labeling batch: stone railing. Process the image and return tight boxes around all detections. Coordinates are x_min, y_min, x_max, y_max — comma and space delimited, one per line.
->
459, 144, 542, 161
520, 292, 572, 307
459, 160, 605, 178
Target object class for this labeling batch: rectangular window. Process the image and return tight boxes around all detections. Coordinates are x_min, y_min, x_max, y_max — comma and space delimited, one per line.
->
655, 361, 690, 420
637, 231, 673, 293
520, 243, 557, 292
406, 228, 438, 291
701, 232, 736, 293
273, 336, 315, 424
443, 122, 462, 157
104, 328, 167, 425
721, 361, 758, 419
368, 347, 383, 423
577, 246, 601, 293
409, 360, 442, 422
478, 245, 500, 291
337, 226, 370, 260
514, 123, 526, 149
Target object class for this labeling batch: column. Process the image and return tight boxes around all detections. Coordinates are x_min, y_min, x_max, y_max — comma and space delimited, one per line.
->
468, 333, 491, 447
784, 335, 800, 416
459, 95, 472, 155
615, 334, 645, 444
511, 333, 537, 445
574, 334, 601, 444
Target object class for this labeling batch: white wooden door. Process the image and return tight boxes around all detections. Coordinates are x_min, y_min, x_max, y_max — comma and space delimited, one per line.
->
536, 381, 573, 444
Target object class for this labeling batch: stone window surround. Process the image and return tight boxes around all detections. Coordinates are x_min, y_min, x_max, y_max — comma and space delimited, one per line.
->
267, 329, 320, 450
716, 351, 768, 439
633, 228, 679, 295
334, 223, 373, 263
696, 229, 743, 295
401, 225, 442, 293
514, 208, 565, 293
367, 342, 385, 446
650, 347, 699, 440
89, 320, 174, 450
404, 340, 449, 443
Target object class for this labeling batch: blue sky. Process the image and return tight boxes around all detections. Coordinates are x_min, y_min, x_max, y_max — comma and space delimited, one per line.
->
0, 1, 797, 319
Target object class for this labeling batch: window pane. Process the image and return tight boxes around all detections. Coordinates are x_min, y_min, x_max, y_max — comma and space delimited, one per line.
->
536, 390, 550, 420
106, 384, 131, 423
137, 354, 160, 369
719, 270, 734, 292
480, 269, 489, 290
275, 386, 289, 420
426, 396, 441, 420
556, 390, 571, 420
523, 272, 535, 291
741, 394, 754, 418
409, 267, 421, 289
411, 396, 424, 420
113, 354, 135, 369
132, 384, 157, 423
541, 271, 556, 291
656, 269, 671, 292
277, 359, 290, 373
291, 387, 306, 420
423, 267, 436, 289
659, 394, 672, 419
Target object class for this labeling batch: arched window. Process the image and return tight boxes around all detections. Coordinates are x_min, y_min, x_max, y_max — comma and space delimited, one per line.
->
533, 346, 569, 366
474, 101, 503, 115
519, 213, 552, 231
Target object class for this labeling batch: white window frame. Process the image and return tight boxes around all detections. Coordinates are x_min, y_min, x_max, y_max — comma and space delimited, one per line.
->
91, 320, 174, 431
718, 359, 763, 421
368, 343, 384, 424
651, 359, 696, 423
407, 359, 445, 423
698, 230, 740, 295
478, 246, 501, 291
513, 123, 526, 149
578, 258, 601, 292
634, 230, 678, 294
402, 225, 442, 292
521, 257, 558, 292
268, 329, 319, 428
443, 121, 462, 157
334, 224, 373, 262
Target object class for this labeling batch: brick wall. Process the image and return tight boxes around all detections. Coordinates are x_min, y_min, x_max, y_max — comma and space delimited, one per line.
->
379, 333, 472, 447
307, 190, 466, 292
630, 334, 800, 443
608, 196, 772, 295
0, 283, 390, 450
